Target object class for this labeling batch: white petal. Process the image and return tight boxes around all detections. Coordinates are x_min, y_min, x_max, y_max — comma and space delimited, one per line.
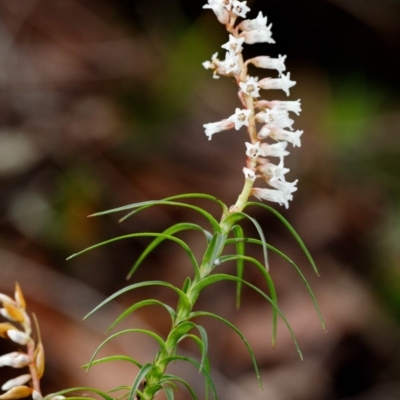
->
1, 374, 31, 391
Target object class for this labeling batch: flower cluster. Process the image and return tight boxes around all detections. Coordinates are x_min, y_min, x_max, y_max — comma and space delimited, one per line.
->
0, 283, 45, 400
203, 0, 303, 209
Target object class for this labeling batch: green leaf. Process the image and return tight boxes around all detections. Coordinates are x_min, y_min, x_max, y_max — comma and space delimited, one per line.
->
82, 355, 142, 370
129, 363, 154, 400
217, 254, 278, 348
43, 387, 113, 400
86, 329, 167, 373
163, 385, 175, 400
67, 233, 200, 280
89, 197, 222, 233
161, 374, 198, 400
83, 280, 190, 321
162, 355, 218, 400
245, 202, 318, 275
229, 211, 269, 270
189, 311, 261, 388
176, 322, 209, 372
192, 274, 303, 360
127, 222, 211, 280
107, 299, 176, 333
226, 237, 326, 332
231, 225, 245, 309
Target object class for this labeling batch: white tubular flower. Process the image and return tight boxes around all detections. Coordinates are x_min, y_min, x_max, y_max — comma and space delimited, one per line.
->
243, 167, 256, 181
0, 352, 19, 367
240, 28, 275, 45
256, 109, 294, 130
222, 52, 241, 75
0, 294, 15, 305
239, 11, 269, 31
203, 0, 230, 24
7, 330, 31, 345
252, 187, 291, 209
268, 176, 298, 196
221, 34, 245, 54
0, 352, 30, 368
260, 141, 289, 158
1, 374, 31, 391
245, 142, 261, 158
231, 0, 250, 18
258, 72, 296, 96
203, 119, 235, 140
258, 158, 290, 180
260, 99, 301, 115
249, 55, 286, 75
228, 108, 251, 130
269, 128, 303, 147
239, 76, 260, 98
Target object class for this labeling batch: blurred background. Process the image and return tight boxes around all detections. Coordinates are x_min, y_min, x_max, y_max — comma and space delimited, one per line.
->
0, 0, 400, 399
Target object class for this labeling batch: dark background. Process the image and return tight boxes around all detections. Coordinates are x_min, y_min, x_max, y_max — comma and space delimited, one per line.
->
0, 0, 400, 399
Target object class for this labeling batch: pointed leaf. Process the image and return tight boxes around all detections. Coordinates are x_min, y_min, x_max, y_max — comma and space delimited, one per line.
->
190, 311, 261, 388
86, 329, 167, 373
129, 363, 153, 400
192, 274, 303, 360
128, 223, 212, 280
81, 355, 142, 369
107, 299, 176, 333
160, 375, 198, 400
245, 202, 318, 275
83, 281, 190, 321
231, 225, 245, 309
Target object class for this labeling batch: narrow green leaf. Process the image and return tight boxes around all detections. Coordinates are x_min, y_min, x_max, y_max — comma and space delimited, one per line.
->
230, 212, 269, 270
192, 274, 303, 360
82, 355, 142, 369
245, 202, 319, 275
226, 237, 326, 332
129, 363, 153, 400
86, 329, 167, 373
163, 385, 175, 400
162, 355, 218, 400
107, 299, 176, 333
127, 222, 211, 280
67, 233, 200, 280
189, 311, 262, 388
217, 254, 278, 348
177, 322, 209, 372
160, 374, 198, 400
231, 225, 245, 309
89, 199, 221, 233
83, 280, 190, 321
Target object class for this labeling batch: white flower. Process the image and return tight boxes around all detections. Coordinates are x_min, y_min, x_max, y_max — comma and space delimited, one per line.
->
239, 11, 269, 31
258, 158, 290, 180
203, 119, 235, 140
221, 34, 245, 54
1, 374, 31, 391
269, 129, 303, 147
240, 28, 275, 45
257, 125, 271, 139
32, 391, 43, 400
7, 330, 32, 345
203, 0, 230, 24
0, 352, 30, 368
249, 55, 286, 75
228, 108, 251, 130
245, 142, 261, 158
262, 99, 301, 115
251, 187, 291, 208
258, 72, 296, 96
239, 76, 260, 98
260, 141, 289, 158
268, 176, 298, 195
222, 52, 241, 75
243, 167, 256, 181
256, 109, 294, 130
231, 0, 250, 18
